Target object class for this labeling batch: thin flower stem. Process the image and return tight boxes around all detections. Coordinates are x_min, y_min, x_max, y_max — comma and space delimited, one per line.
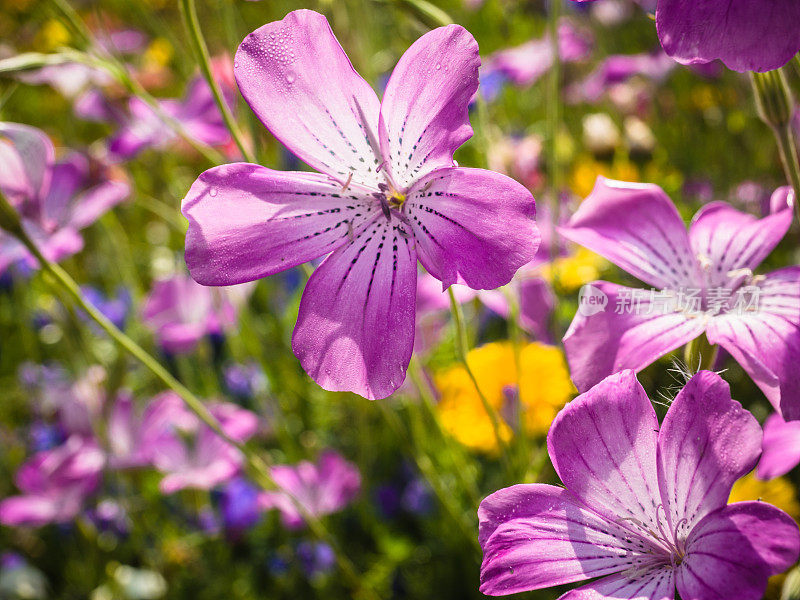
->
179, 0, 255, 163
0, 193, 377, 600
683, 334, 719, 373
375, 400, 481, 557
750, 68, 800, 225
448, 287, 511, 465
408, 357, 482, 506
774, 121, 800, 223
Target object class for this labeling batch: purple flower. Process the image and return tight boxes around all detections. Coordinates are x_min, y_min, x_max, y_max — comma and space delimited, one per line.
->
0, 436, 104, 527
181, 10, 539, 399
145, 393, 260, 494
296, 541, 336, 578
568, 51, 675, 104
106, 390, 184, 469
19, 363, 106, 436
223, 362, 269, 400
571, 0, 800, 72
141, 274, 250, 354
80, 286, 132, 330
104, 58, 237, 160
479, 370, 800, 598
259, 450, 360, 529
217, 477, 264, 532
560, 178, 800, 419
0, 123, 130, 276
482, 21, 593, 89
757, 414, 800, 480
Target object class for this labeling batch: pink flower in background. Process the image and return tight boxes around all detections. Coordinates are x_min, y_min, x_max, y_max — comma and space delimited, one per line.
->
182, 10, 539, 399
0, 436, 104, 527
757, 414, 800, 480
141, 274, 250, 354
559, 178, 800, 419
259, 450, 360, 529
482, 20, 593, 89
19, 363, 107, 437
106, 390, 194, 470
571, 0, 800, 72
107, 73, 235, 160
567, 50, 676, 104
0, 122, 130, 276
144, 392, 260, 494
479, 370, 800, 598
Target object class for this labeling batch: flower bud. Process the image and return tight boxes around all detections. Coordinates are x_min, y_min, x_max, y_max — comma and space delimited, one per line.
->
752, 69, 795, 129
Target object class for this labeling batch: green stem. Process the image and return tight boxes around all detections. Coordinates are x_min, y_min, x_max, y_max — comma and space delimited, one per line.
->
750, 69, 800, 225
448, 287, 510, 464
0, 193, 377, 600
408, 358, 481, 506
375, 400, 480, 556
179, 0, 255, 163
774, 120, 800, 224
683, 334, 719, 372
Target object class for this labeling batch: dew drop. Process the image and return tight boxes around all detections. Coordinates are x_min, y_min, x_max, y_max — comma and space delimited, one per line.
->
435, 63, 441, 70
209, 188, 218, 197
286, 72, 296, 84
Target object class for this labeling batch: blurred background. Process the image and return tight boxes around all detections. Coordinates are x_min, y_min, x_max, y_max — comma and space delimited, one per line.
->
0, 0, 799, 598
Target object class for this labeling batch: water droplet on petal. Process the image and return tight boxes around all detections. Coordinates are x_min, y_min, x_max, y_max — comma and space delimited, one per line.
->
435, 63, 441, 70
286, 72, 296, 84
209, 188, 218, 197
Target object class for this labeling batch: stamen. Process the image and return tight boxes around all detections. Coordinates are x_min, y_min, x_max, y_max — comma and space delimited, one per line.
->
340, 172, 353, 193
379, 196, 392, 221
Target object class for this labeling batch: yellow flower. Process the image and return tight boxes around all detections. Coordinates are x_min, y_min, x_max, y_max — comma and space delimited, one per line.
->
436, 342, 574, 453
143, 38, 174, 70
540, 247, 608, 292
570, 155, 640, 199
729, 473, 800, 520
35, 19, 70, 51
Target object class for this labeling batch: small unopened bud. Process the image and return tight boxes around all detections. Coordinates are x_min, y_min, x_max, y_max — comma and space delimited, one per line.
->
752, 69, 795, 129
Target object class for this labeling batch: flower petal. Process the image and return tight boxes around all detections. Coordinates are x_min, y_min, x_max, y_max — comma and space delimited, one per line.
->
557, 569, 675, 600
405, 167, 538, 290
689, 188, 793, 290
706, 266, 800, 418
378, 25, 480, 188
292, 218, 417, 399
0, 496, 60, 527
479, 483, 639, 596
757, 414, 800, 480
182, 163, 379, 285
677, 502, 800, 600
68, 180, 130, 230
655, 0, 800, 72
547, 370, 663, 535
235, 10, 383, 186
657, 371, 762, 532
558, 177, 701, 290
0, 122, 54, 204
563, 282, 706, 392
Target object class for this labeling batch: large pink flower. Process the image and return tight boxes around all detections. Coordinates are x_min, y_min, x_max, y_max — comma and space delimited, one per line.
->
479, 370, 800, 598
560, 178, 800, 419
181, 10, 539, 399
